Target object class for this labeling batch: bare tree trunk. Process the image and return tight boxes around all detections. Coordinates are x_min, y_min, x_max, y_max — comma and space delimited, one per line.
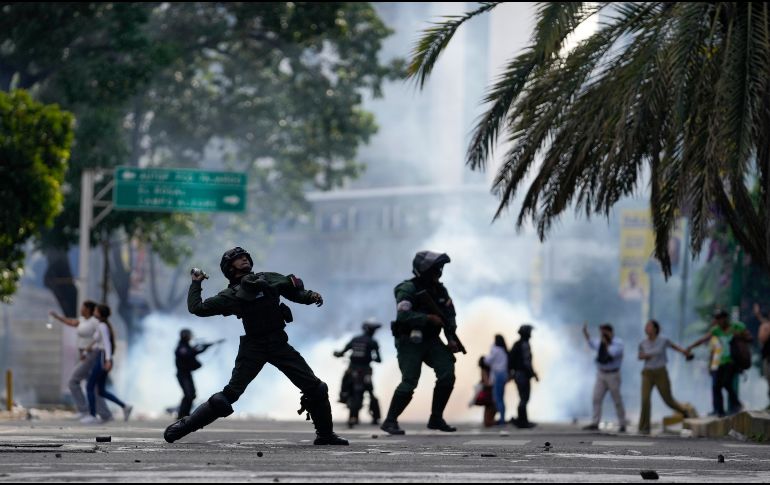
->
109, 241, 139, 345
148, 250, 188, 313
43, 248, 78, 317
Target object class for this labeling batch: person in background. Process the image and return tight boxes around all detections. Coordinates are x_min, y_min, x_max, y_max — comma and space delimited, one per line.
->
583, 322, 627, 432
333, 319, 383, 428
474, 357, 496, 427
81, 304, 132, 424
175, 329, 217, 419
707, 324, 722, 416
637, 319, 695, 435
753, 304, 770, 410
483, 334, 508, 426
381, 251, 462, 435
509, 325, 538, 428
49, 301, 113, 422
687, 309, 750, 416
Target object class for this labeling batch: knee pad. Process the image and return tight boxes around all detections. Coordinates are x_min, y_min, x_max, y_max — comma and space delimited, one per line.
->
208, 392, 234, 418
437, 370, 456, 388
398, 377, 419, 395
307, 381, 329, 401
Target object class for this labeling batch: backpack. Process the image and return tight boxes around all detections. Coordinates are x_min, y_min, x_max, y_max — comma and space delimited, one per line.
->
508, 342, 522, 372
730, 331, 753, 371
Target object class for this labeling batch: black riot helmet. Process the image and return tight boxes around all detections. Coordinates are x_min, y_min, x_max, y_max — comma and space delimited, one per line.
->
362, 318, 382, 335
412, 251, 450, 279
220, 247, 254, 281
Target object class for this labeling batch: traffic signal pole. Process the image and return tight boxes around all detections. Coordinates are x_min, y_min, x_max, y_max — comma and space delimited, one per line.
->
77, 170, 94, 313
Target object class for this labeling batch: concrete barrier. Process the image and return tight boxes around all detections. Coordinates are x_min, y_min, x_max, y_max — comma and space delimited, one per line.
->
684, 411, 770, 442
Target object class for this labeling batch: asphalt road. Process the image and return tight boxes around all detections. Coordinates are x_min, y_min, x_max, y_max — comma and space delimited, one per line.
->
0, 418, 767, 482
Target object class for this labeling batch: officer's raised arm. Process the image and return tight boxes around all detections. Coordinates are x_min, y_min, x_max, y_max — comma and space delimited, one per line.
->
187, 277, 230, 317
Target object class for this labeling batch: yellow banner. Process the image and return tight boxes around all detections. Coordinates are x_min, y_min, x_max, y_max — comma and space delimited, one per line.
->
619, 210, 654, 301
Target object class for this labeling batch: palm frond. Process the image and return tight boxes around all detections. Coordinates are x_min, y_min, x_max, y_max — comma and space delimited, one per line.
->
407, 2, 501, 88
467, 2, 604, 170
406, 1, 770, 275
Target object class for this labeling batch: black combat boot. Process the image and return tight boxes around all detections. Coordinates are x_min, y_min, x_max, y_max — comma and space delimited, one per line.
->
347, 412, 358, 429
512, 405, 536, 429
427, 386, 456, 432
302, 388, 349, 446
164, 393, 233, 443
381, 391, 412, 435
380, 420, 405, 435
369, 396, 381, 425
312, 405, 350, 446
314, 433, 350, 445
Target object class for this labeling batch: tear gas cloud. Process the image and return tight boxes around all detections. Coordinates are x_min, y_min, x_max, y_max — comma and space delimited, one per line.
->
118, 2, 768, 426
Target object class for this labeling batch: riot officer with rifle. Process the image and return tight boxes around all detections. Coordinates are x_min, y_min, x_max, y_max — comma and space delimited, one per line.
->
175, 327, 224, 419
380, 251, 465, 436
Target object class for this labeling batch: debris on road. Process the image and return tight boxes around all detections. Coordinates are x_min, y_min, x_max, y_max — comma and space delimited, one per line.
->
640, 470, 659, 480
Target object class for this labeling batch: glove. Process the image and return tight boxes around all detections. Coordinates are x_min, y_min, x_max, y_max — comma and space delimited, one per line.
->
309, 291, 324, 307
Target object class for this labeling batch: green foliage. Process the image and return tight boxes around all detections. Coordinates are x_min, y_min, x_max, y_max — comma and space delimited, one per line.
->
1, 2, 397, 250
0, 2, 398, 318
133, 2, 397, 226
0, 89, 73, 301
693, 218, 770, 329
409, 2, 770, 278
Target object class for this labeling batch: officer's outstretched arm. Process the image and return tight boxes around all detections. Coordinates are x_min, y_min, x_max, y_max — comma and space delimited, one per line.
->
273, 273, 323, 306
334, 341, 353, 357
187, 281, 230, 317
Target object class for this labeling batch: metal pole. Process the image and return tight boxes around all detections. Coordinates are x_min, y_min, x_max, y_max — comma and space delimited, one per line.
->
78, 170, 94, 312
678, 219, 690, 343
5, 369, 12, 411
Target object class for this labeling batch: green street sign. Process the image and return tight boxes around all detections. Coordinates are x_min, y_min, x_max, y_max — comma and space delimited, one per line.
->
114, 167, 247, 213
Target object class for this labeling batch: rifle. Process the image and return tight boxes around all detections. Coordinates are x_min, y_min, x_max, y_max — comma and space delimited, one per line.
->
414, 290, 466, 354
196, 339, 225, 350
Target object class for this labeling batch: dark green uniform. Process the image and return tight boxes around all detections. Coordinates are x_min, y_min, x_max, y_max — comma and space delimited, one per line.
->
392, 278, 457, 395
382, 276, 457, 432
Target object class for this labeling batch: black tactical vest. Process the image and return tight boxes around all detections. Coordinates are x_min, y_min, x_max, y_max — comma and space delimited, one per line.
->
349, 335, 377, 367
410, 278, 452, 339
230, 285, 287, 338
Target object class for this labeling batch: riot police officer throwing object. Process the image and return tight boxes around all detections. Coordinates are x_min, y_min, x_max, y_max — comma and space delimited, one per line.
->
334, 319, 382, 428
175, 329, 222, 419
164, 247, 348, 446
381, 251, 464, 435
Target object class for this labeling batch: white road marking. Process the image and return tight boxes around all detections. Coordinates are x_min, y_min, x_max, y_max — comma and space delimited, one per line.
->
462, 440, 530, 446
0, 469, 767, 483
592, 441, 655, 447
543, 452, 721, 462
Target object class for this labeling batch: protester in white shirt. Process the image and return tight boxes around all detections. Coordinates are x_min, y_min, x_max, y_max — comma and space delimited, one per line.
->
583, 322, 627, 432
637, 319, 694, 434
81, 304, 132, 424
49, 301, 113, 421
